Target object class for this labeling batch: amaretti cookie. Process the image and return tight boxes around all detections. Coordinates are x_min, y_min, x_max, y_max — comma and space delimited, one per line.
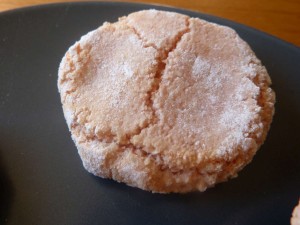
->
292, 200, 300, 225
58, 9, 275, 193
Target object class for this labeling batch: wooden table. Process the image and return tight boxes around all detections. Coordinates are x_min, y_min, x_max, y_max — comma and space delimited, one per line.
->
1, 0, 300, 47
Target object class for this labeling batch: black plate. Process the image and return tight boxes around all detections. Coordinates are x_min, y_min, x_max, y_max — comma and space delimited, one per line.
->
1, 2, 300, 225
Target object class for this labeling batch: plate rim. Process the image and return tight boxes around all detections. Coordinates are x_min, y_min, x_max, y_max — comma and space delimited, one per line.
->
1, 1, 299, 52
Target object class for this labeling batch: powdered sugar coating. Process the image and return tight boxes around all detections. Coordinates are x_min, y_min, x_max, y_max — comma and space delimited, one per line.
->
58, 9, 275, 193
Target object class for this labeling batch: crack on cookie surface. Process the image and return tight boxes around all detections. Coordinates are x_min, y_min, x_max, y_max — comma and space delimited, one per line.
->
139, 18, 191, 127
117, 18, 191, 142
125, 24, 158, 50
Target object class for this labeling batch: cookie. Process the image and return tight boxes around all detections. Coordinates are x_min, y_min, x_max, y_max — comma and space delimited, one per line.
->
292, 200, 300, 225
58, 9, 275, 193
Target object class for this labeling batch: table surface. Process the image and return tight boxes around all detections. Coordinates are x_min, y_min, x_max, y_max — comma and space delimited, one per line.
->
1, 0, 300, 47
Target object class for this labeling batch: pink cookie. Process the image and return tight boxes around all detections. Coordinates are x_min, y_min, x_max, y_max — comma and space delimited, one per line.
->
58, 9, 275, 193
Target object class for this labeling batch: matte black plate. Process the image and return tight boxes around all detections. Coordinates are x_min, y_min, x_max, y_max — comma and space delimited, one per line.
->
1, 2, 300, 225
